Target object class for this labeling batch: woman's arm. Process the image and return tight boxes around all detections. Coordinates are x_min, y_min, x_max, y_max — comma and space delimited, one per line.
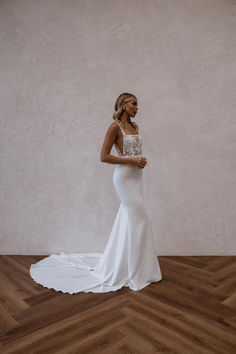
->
100, 122, 131, 165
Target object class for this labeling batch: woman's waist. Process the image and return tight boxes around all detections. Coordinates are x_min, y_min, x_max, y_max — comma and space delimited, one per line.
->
121, 154, 143, 158
114, 160, 144, 172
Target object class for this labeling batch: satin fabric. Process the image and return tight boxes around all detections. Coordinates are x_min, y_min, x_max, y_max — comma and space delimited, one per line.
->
30, 163, 162, 294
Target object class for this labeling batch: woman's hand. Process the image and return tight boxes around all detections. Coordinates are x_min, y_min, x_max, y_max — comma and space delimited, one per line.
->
129, 157, 147, 168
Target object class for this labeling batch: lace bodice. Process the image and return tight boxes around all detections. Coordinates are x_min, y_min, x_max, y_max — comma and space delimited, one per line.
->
114, 121, 142, 158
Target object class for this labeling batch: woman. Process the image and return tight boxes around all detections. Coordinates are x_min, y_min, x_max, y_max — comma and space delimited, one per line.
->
30, 92, 162, 293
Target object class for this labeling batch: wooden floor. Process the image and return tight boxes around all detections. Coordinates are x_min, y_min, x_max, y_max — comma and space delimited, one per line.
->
0, 256, 235, 354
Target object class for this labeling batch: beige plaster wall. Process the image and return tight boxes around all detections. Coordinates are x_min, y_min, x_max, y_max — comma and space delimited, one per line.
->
1, 0, 235, 255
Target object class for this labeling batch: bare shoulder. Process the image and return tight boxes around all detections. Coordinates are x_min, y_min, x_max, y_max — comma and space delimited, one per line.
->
107, 121, 120, 135
132, 122, 139, 131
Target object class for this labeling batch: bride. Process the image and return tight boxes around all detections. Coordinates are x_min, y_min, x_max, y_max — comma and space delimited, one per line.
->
30, 92, 162, 294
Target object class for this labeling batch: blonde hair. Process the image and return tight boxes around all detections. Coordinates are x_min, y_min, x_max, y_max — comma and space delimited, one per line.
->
112, 92, 138, 131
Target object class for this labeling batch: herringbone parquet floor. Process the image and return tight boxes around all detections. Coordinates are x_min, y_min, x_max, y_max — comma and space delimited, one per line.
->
0, 255, 235, 353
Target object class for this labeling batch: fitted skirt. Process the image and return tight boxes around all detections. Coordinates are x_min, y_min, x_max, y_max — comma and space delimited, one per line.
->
29, 163, 162, 293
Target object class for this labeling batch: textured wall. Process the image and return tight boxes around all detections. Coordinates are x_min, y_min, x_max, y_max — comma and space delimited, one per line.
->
1, 0, 235, 255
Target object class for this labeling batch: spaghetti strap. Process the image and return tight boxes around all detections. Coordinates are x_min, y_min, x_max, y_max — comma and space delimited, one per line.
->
114, 120, 139, 136
114, 121, 126, 135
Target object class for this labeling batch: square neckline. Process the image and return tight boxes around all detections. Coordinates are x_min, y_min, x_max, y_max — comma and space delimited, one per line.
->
115, 121, 140, 136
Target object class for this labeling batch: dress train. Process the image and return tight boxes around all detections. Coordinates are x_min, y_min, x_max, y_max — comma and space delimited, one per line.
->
30, 165, 162, 294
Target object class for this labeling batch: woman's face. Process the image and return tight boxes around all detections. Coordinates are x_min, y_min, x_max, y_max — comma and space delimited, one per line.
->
123, 97, 138, 117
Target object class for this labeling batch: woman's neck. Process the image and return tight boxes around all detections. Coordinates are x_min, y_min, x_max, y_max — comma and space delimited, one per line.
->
120, 112, 131, 126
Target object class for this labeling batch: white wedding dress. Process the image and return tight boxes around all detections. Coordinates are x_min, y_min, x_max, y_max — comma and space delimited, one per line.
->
30, 121, 162, 293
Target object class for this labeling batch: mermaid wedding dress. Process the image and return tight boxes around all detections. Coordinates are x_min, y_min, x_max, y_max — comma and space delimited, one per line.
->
30, 121, 162, 293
